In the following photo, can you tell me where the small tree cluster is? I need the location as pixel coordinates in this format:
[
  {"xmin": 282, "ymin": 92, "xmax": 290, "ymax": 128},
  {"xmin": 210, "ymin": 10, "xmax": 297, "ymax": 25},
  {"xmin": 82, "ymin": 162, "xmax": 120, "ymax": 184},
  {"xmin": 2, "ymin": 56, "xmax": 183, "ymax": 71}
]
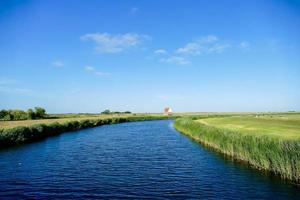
[
  {"xmin": 0, "ymin": 107, "xmax": 47, "ymax": 121},
  {"xmin": 100, "ymin": 109, "xmax": 131, "ymax": 114}
]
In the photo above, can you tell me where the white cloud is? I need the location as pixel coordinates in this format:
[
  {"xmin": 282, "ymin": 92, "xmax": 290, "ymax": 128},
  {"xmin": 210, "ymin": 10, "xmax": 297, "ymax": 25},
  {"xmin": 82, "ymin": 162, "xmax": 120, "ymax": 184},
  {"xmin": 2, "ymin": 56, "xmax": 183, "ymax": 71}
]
[
  {"xmin": 198, "ymin": 35, "xmax": 219, "ymax": 43},
  {"xmin": 208, "ymin": 43, "xmax": 231, "ymax": 53},
  {"xmin": 81, "ymin": 32, "xmax": 150, "ymax": 53},
  {"xmin": 84, "ymin": 66, "xmax": 110, "ymax": 76},
  {"xmin": 239, "ymin": 41, "xmax": 250, "ymax": 50},
  {"xmin": 176, "ymin": 35, "xmax": 230, "ymax": 55},
  {"xmin": 84, "ymin": 66, "xmax": 95, "ymax": 71},
  {"xmin": 176, "ymin": 42, "xmax": 201, "ymax": 55},
  {"xmin": 160, "ymin": 56, "xmax": 190, "ymax": 65},
  {"xmin": 154, "ymin": 49, "xmax": 167, "ymax": 54},
  {"xmin": 52, "ymin": 60, "xmax": 64, "ymax": 67}
]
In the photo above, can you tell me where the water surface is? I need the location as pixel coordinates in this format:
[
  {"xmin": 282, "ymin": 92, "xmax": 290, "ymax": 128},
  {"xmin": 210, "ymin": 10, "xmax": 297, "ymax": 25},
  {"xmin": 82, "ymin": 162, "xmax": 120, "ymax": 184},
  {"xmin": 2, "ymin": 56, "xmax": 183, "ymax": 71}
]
[{"xmin": 0, "ymin": 120, "xmax": 299, "ymax": 199}]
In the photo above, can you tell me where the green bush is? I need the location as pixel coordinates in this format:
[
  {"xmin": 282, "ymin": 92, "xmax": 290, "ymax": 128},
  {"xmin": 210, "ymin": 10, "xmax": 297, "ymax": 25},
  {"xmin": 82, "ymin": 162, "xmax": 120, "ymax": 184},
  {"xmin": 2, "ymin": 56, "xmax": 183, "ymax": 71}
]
[
  {"xmin": 0, "ymin": 107, "xmax": 47, "ymax": 121},
  {"xmin": 0, "ymin": 126, "xmax": 31, "ymax": 145}
]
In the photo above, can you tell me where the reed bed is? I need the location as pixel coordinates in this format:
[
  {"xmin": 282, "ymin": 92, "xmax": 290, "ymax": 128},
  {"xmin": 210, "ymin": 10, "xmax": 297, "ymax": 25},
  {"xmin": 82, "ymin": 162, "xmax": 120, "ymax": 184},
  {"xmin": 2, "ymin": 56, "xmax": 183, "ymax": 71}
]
[
  {"xmin": 173, "ymin": 116, "xmax": 300, "ymax": 183},
  {"xmin": 0, "ymin": 115, "xmax": 172, "ymax": 149}
]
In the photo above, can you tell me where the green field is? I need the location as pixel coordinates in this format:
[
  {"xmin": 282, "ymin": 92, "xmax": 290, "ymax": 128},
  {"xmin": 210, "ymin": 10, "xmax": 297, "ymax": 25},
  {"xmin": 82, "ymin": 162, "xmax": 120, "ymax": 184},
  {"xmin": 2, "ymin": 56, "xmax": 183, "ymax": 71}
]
[
  {"xmin": 174, "ymin": 113, "xmax": 300, "ymax": 183},
  {"xmin": 198, "ymin": 114, "xmax": 300, "ymax": 139}
]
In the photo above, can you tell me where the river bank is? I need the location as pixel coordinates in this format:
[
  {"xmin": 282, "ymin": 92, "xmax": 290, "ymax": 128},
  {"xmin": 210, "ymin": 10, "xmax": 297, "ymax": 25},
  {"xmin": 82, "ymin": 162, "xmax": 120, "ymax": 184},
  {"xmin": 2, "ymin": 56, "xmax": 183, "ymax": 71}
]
[
  {"xmin": 0, "ymin": 115, "xmax": 174, "ymax": 149},
  {"xmin": 173, "ymin": 115, "xmax": 300, "ymax": 183},
  {"xmin": 1, "ymin": 120, "xmax": 299, "ymax": 199}
]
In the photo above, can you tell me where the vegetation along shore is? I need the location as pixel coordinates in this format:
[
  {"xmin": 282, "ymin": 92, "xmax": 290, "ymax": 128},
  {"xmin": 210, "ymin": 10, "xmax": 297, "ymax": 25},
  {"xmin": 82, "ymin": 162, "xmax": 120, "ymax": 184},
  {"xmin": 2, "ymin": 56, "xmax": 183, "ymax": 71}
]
[
  {"xmin": 173, "ymin": 113, "xmax": 300, "ymax": 183},
  {"xmin": 1, "ymin": 110, "xmax": 299, "ymax": 183},
  {"xmin": 0, "ymin": 111, "xmax": 175, "ymax": 149}
]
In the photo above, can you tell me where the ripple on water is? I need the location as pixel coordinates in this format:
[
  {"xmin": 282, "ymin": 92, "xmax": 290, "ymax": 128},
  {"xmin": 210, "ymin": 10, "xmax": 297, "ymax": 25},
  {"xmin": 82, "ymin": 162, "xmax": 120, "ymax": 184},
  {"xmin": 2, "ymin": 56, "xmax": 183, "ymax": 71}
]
[{"xmin": 0, "ymin": 120, "xmax": 299, "ymax": 199}]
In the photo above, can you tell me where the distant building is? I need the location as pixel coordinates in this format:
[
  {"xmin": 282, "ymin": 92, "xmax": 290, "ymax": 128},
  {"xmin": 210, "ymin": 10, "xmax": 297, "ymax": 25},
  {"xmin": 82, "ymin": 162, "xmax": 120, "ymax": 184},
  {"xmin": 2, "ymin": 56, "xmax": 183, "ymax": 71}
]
[{"xmin": 164, "ymin": 107, "xmax": 172, "ymax": 115}]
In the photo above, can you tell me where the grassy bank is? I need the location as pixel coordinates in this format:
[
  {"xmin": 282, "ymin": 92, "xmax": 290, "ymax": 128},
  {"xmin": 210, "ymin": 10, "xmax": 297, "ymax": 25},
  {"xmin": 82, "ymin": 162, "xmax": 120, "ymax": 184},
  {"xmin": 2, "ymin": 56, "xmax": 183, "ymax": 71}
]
[
  {"xmin": 0, "ymin": 112, "xmax": 238, "ymax": 148},
  {"xmin": 173, "ymin": 114, "xmax": 300, "ymax": 183},
  {"xmin": 0, "ymin": 114, "xmax": 174, "ymax": 149}
]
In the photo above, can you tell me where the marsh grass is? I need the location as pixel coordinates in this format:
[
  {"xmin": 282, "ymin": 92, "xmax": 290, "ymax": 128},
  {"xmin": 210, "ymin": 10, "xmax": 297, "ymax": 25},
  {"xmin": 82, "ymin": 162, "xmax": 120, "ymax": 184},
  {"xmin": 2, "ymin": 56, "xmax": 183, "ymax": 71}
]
[
  {"xmin": 174, "ymin": 116, "xmax": 300, "ymax": 183},
  {"xmin": 0, "ymin": 115, "xmax": 173, "ymax": 149}
]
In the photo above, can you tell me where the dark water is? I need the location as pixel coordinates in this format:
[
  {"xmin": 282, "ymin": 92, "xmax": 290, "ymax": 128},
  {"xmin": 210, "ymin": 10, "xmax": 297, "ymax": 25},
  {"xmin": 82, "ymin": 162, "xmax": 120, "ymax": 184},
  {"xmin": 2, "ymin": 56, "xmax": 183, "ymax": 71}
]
[{"xmin": 0, "ymin": 120, "xmax": 299, "ymax": 199}]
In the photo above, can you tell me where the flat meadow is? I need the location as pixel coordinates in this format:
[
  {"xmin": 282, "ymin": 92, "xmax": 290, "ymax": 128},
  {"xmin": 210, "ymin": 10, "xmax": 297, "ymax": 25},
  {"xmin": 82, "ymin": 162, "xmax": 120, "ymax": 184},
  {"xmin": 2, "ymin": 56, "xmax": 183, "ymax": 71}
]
[
  {"xmin": 174, "ymin": 112, "xmax": 300, "ymax": 182},
  {"xmin": 197, "ymin": 113, "xmax": 300, "ymax": 139}
]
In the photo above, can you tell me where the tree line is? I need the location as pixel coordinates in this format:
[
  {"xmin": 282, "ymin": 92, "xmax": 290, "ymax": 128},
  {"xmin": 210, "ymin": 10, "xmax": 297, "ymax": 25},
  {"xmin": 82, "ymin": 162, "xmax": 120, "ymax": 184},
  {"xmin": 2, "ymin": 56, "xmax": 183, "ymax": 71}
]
[
  {"xmin": 101, "ymin": 109, "xmax": 131, "ymax": 114},
  {"xmin": 0, "ymin": 107, "xmax": 47, "ymax": 120}
]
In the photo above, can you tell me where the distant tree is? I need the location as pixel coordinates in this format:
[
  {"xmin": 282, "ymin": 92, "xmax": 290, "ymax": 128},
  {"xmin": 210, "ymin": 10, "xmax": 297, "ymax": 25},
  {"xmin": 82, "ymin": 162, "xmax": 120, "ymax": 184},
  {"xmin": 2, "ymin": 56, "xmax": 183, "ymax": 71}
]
[
  {"xmin": 101, "ymin": 109, "xmax": 111, "ymax": 114},
  {"xmin": 8, "ymin": 109, "xmax": 28, "ymax": 120},
  {"xmin": 0, "ymin": 109, "xmax": 8, "ymax": 119},
  {"xmin": 124, "ymin": 111, "xmax": 131, "ymax": 114},
  {"xmin": 0, "ymin": 109, "xmax": 11, "ymax": 120},
  {"xmin": 2, "ymin": 113, "xmax": 12, "ymax": 120},
  {"xmin": 27, "ymin": 109, "xmax": 35, "ymax": 119},
  {"xmin": 0, "ymin": 107, "xmax": 47, "ymax": 121},
  {"xmin": 34, "ymin": 107, "xmax": 46, "ymax": 118}
]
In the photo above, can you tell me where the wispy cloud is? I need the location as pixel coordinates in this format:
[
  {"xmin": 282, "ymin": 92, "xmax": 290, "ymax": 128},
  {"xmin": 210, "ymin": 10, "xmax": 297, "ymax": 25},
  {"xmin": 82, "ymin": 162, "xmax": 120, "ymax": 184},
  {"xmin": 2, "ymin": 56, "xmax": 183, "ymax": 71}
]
[
  {"xmin": 157, "ymin": 35, "xmax": 232, "ymax": 65},
  {"xmin": 0, "ymin": 86, "xmax": 34, "ymax": 95},
  {"xmin": 198, "ymin": 35, "xmax": 218, "ymax": 43},
  {"xmin": 160, "ymin": 56, "xmax": 190, "ymax": 65},
  {"xmin": 176, "ymin": 35, "xmax": 230, "ymax": 55},
  {"xmin": 52, "ymin": 60, "xmax": 64, "ymax": 67},
  {"xmin": 129, "ymin": 7, "xmax": 139, "ymax": 16},
  {"xmin": 208, "ymin": 43, "xmax": 231, "ymax": 53},
  {"xmin": 84, "ymin": 66, "xmax": 95, "ymax": 72},
  {"xmin": 0, "ymin": 78, "xmax": 34, "ymax": 96},
  {"xmin": 154, "ymin": 49, "xmax": 167, "ymax": 54},
  {"xmin": 176, "ymin": 42, "xmax": 201, "ymax": 55},
  {"xmin": 81, "ymin": 32, "xmax": 150, "ymax": 53},
  {"xmin": 239, "ymin": 41, "xmax": 250, "ymax": 50},
  {"xmin": 0, "ymin": 77, "xmax": 17, "ymax": 85},
  {"xmin": 84, "ymin": 66, "xmax": 110, "ymax": 76}
]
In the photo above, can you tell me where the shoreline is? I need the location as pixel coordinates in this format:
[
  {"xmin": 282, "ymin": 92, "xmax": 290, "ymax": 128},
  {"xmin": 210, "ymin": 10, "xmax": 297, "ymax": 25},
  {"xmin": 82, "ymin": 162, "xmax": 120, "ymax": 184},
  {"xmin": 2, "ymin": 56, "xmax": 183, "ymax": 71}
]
[
  {"xmin": 0, "ymin": 116, "xmax": 174, "ymax": 149},
  {"xmin": 173, "ymin": 117, "xmax": 300, "ymax": 183}
]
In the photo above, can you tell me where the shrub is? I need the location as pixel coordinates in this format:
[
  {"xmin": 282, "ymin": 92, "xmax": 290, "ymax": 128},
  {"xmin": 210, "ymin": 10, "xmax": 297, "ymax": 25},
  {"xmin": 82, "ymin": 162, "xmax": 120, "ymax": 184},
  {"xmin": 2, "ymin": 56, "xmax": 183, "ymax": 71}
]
[
  {"xmin": 101, "ymin": 109, "xmax": 111, "ymax": 114},
  {"xmin": 0, "ymin": 107, "xmax": 47, "ymax": 121},
  {"xmin": 34, "ymin": 107, "xmax": 46, "ymax": 118},
  {"xmin": 1, "ymin": 126, "xmax": 31, "ymax": 145},
  {"xmin": 27, "ymin": 109, "xmax": 35, "ymax": 119}
]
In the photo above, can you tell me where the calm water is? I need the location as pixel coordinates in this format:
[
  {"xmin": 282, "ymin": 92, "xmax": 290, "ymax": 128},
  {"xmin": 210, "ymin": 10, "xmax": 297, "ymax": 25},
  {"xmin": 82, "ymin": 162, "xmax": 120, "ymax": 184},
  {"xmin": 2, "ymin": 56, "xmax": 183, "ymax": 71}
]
[{"xmin": 0, "ymin": 120, "xmax": 299, "ymax": 199}]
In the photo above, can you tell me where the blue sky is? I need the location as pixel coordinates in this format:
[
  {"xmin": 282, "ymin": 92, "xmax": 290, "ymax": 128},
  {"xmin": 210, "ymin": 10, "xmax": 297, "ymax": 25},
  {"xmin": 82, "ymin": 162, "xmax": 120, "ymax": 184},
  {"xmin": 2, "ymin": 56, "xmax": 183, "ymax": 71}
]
[{"xmin": 0, "ymin": 0, "xmax": 299, "ymax": 113}]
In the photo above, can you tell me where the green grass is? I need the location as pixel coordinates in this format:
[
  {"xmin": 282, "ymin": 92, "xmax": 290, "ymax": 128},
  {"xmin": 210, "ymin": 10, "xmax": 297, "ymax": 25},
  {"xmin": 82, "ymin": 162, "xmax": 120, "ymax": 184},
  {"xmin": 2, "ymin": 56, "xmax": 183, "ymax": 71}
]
[
  {"xmin": 174, "ymin": 113, "xmax": 300, "ymax": 183},
  {"xmin": 0, "ymin": 112, "xmax": 238, "ymax": 148},
  {"xmin": 0, "ymin": 112, "xmax": 242, "ymax": 129},
  {"xmin": 198, "ymin": 114, "xmax": 300, "ymax": 139},
  {"xmin": 0, "ymin": 114, "xmax": 175, "ymax": 149},
  {"xmin": 2, "ymin": 111, "xmax": 299, "ymax": 182},
  {"xmin": 0, "ymin": 113, "xmax": 171, "ymax": 129}
]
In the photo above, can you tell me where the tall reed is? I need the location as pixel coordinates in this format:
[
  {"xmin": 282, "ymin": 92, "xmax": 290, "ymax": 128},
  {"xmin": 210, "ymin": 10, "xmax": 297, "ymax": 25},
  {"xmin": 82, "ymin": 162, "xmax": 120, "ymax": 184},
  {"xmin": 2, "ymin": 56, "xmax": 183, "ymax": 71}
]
[
  {"xmin": 173, "ymin": 117, "xmax": 300, "ymax": 183},
  {"xmin": 0, "ymin": 115, "xmax": 172, "ymax": 149}
]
